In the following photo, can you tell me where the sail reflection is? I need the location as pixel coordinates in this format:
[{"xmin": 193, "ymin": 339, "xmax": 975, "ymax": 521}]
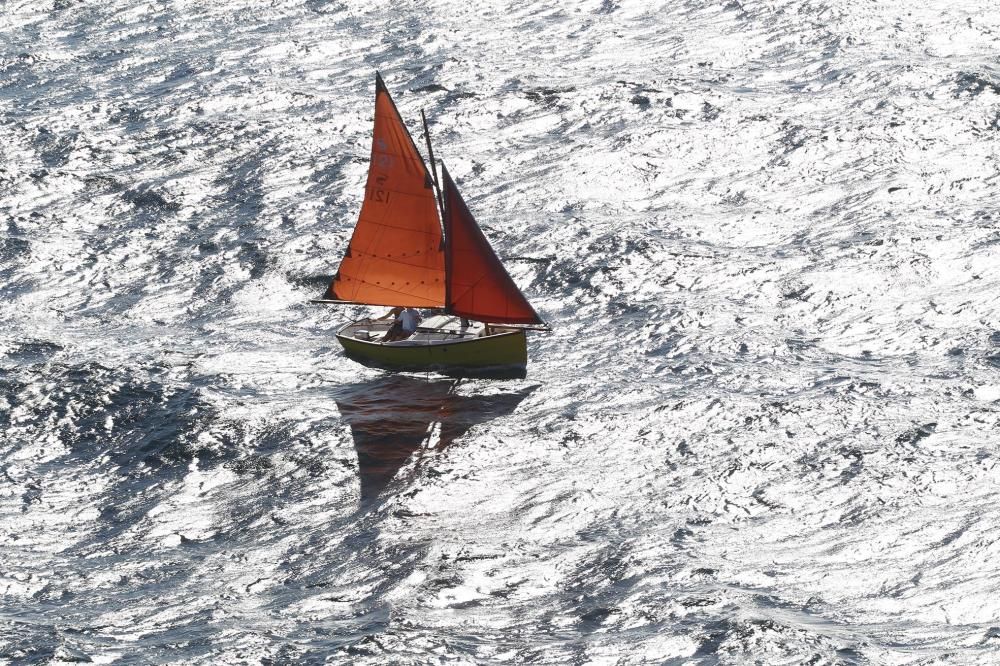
[{"xmin": 333, "ymin": 376, "xmax": 535, "ymax": 501}]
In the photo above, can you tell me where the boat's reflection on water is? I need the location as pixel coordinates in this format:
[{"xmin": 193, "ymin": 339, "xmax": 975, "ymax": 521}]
[{"xmin": 333, "ymin": 375, "xmax": 535, "ymax": 501}]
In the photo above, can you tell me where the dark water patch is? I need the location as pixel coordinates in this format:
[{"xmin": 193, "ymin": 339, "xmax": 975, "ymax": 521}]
[
  {"xmin": 279, "ymin": 533, "xmax": 426, "ymax": 633},
  {"xmin": 681, "ymin": 596, "xmax": 719, "ymax": 607},
  {"xmin": 213, "ymin": 135, "xmax": 280, "ymax": 228},
  {"xmin": 694, "ymin": 618, "xmax": 736, "ymax": 657},
  {"xmin": 54, "ymin": 0, "xmax": 87, "ymax": 10},
  {"xmin": 523, "ymin": 86, "xmax": 577, "ymax": 108},
  {"xmin": 81, "ymin": 382, "xmax": 203, "ymax": 468},
  {"xmin": 1, "ymin": 362, "xmax": 239, "ymax": 548},
  {"xmin": 0, "ymin": 235, "xmax": 32, "ymax": 266},
  {"xmin": 503, "ymin": 255, "xmax": 553, "ymax": 267},
  {"xmin": 782, "ymin": 285, "xmax": 811, "ymax": 302},
  {"xmin": 108, "ymin": 103, "xmax": 146, "ymax": 127},
  {"xmin": 0, "ymin": 622, "xmax": 58, "ymax": 663},
  {"xmin": 307, "ymin": 154, "xmax": 357, "ymax": 226},
  {"xmin": 646, "ymin": 328, "xmax": 687, "ymax": 357},
  {"xmin": 773, "ymin": 121, "xmax": 812, "ymax": 162},
  {"xmin": 531, "ymin": 255, "xmax": 600, "ymax": 298},
  {"xmin": 215, "ymin": 424, "xmax": 348, "ymax": 534},
  {"xmin": 696, "ymin": 616, "xmax": 846, "ymax": 661},
  {"xmin": 838, "ymin": 447, "xmax": 864, "ymax": 482},
  {"xmin": 226, "ymin": 453, "xmax": 274, "ymax": 477},
  {"xmin": 785, "ymin": 337, "xmax": 817, "ymax": 354},
  {"xmin": 290, "ymin": 273, "xmax": 335, "ymax": 292},
  {"xmin": 306, "ymin": 0, "xmax": 348, "ymax": 13},
  {"xmin": 411, "ymin": 83, "xmax": 447, "ymax": 94},
  {"xmin": 123, "ymin": 184, "xmax": 180, "ymax": 211},
  {"xmin": 83, "ymin": 47, "xmax": 132, "ymax": 68},
  {"xmin": 932, "ymin": 522, "xmax": 969, "ymax": 549},
  {"xmin": 164, "ymin": 62, "xmax": 198, "ymax": 84},
  {"xmin": 334, "ymin": 376, "xmax": 535, "ymax": 501},
  {"xmin": 617, "ymin": 80, "xmax": 663, "ymax": 95},
  {"xmin": 2, "ymin": 340, "xmax": 64, "ymax": 367},
  {"xmin": 34, "ymin": 126, "xmax": 80, "ymax": 167},
  {"xmin": 237, "ymin": 239, "xmax": 271, "ymax": 281},
  {"xmin": 0, "ymin": 364, "xmax": 262, "ymax": 660},
  {"xmin": 0, "ymin": 53, "xmax": 42, "ymax": 93},
  {"xmin": 895, "ymin": 422, "xmax": 936, "ymax": 446},
  {"xmin": 444, "ymin": 88, "xmax": 477, "ymax": 104},
  {"xmin": 630, "ymin": 94, "xmax": 650, "ymax": 110},
  {"xmin": 954, "ymin": 72, "xmax": 1000, "ymax": 98},
  {"xmin": 578, "ymin": 604, "xmax": 618, "ymax": 628}
]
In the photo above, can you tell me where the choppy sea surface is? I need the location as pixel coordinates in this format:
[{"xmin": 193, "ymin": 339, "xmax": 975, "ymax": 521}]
[{"xmin": 3, "ymin": 1, "xmax": 1000, "ymax": 663}]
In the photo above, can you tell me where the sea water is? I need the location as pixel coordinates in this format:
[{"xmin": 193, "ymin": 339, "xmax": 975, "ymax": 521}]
[{"xmin": 2, "ymin": 1, "xmax": 1000, "ymax": 662}]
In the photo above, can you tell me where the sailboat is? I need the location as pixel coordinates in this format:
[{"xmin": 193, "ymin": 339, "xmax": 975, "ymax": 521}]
[{"xmin": 312, "ymin": 73, "xmax": 548, "ymax": 377}]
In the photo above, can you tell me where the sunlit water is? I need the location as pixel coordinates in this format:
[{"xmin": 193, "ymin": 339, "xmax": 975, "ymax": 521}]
[{"xmin": 2, "ymin": 1, "xmax": 1000, "ymax": 662}]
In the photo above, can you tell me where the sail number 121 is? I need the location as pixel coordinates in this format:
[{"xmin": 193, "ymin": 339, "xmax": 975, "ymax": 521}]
[{"xmin": 368, "ymin": 175, "xmax": 390, "ymax": 204}]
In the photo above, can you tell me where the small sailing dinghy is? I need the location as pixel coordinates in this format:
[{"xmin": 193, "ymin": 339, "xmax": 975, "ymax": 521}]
[{"xmin": 312, "ymin": 73, "xmax": 548, "ymax": 377}]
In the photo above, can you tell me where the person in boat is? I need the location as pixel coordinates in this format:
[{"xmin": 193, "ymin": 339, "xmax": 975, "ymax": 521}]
[{"xmin": 379, "ymin": 306, "xmax": 422, "ymax": 342}]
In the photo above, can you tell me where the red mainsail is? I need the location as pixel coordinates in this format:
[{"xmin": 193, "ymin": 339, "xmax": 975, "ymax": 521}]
[
  {"xmin": 324, "ymin": 73, "xmax": 445, "ymax": 307},
  {"xmin": 441, "ymin": 164, "xmax": 542, "ymax": 325}
]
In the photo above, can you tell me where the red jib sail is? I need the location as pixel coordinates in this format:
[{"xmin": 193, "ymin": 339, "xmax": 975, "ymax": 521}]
[
  {"xmin": 441, "ymin": 164, "xmax": 542, "ymax": 325},
  {"xmin": 324, "ymin": 73, "xmax": 445, "ymax": 307}
]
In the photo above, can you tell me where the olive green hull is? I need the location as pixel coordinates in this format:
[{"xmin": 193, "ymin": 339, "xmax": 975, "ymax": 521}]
[{"xmin": 336, "ymin": 329, "xmax": 528, "ymax": 378}]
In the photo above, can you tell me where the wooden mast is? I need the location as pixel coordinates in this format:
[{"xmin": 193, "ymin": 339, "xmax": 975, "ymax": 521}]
[
  {"xmin": 420, "ymin": 109, "xmax": 447, "ymax": 238},
  {"xmin": 421, "ymin": 108, "xmax": 451, "ymax": 313}
]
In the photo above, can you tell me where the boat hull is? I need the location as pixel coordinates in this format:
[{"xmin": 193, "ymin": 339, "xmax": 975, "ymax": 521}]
[{"xmin": 335, "ymin": 319, "xmax": 528, "ymax": 378}]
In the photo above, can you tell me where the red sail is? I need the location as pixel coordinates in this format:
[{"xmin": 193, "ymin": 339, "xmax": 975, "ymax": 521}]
[
  {"xmin": 325, "ymin": 73, "xmax": 445, "ymax": 307},
  {"xmin": 442, "ymin": 164, "xmax": 542, "ymax": 325}
]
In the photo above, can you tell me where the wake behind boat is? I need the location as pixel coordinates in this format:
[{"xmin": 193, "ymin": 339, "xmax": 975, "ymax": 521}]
[{"xmin": 312, "ymin": 73, "xmax": 548, "ymax": 377}]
